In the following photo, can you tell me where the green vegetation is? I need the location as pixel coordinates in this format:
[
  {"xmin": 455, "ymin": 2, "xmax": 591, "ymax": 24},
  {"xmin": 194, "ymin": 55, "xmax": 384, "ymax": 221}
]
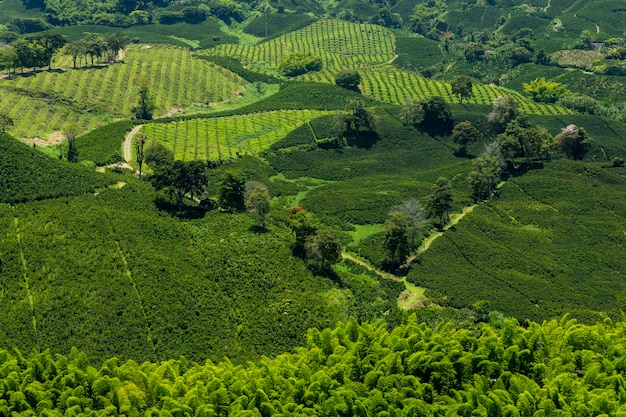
[
  {"xmin": 0, "ymin": 134, "xmax": 114, "ymax": 203},
  {"xmin": 4, "ymin": 316, "xmax": 626, "ymax": 417},
  {"xmin": 140, "ymin": 110, "xmax": 337, "ymax": 162},
  {"xmin": 407, "ymin": 160, "xmax": 626, "ymax": 322},
  {"xmin": 0, "ymin": 44, "xmax": 248, "ymax": 139},
  {"xmin": 2, "ymin": 0, "xmax": 626, "ymax": 398}
]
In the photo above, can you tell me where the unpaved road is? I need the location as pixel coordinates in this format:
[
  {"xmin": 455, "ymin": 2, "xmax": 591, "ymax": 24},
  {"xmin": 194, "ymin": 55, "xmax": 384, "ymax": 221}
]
[{"xmin": 123, "ymin": 124, "xmax": 144, "ymax": 162}]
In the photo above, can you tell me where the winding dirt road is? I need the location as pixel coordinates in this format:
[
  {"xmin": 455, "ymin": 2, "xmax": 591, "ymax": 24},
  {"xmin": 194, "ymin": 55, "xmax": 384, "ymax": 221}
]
[{"xmin": 123, "ymin": 124, "xmax": 144, "ymax": 162}]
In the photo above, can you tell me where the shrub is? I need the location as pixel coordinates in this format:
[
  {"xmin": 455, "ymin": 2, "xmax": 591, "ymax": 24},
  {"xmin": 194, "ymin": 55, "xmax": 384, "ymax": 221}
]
[{"xmin": 279, "ymin": 53, "xmax": 323, "ymax": 77}]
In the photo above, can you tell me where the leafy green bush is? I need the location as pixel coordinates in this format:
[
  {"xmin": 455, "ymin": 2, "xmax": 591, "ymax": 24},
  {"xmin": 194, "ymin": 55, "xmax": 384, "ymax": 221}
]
[{"xmin": 279, "ymin": 52, "xmax": 323, "ymax": 76}]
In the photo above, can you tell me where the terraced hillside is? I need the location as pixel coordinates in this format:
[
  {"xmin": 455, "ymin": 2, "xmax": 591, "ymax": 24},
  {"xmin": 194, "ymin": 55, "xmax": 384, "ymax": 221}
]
[
  {"xmin": 0, "ymin": 45, "xmax": 249, "ymax": 140},
  {"xmin": 207, "ymin": 19, "xmax": 395, "ymax": 77},
  {"xmin": 206, "ymin": 19, "xmax": 570, "ymax": 115},
  {"xmin": 140, "ymin": 110, "xmax": 338, "ymax": 162}
]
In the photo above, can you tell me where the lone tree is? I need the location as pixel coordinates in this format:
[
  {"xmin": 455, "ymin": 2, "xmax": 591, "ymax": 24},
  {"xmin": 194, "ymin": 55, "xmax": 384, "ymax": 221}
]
[
  {"xmin": 219, "ymin": 173, "xmax": 246, "ymax": 212},
  {"xmin": 426, "ymin": 177, "xmax": 453, "ymax": 227},
  {"xmin": 401, "ymin": 98, "xmax": 423, "ymax": 127},
  {"xmin": 304, "ymin": 229, "xmax": 342, "ymax": 272},
  {"xmin": 335, "ymin": 70, "xmax": 361, "ymax": 92},
  {"xmin": 383, "ymin": 212, "xmax": 413, "ymax": 270},
  {"xmin": 134, "ymin": 133, "xmax": 147, "ymax": 179},
  {"xmin": 451, "ymin": 75, "xmax": 473, "ymax": 103},
  {"xmin": 64, "ymin": 124, "xmax": 81, "ymax": 163},
  {"xmin": 288, "ymin": 207, "xmax": 319, "ymax": 258},
  {"xmin": 488, "ymin": 96, "xmax": 518, "ymax": 133},
  {"xmin": 468, "ymin": 142, "xmax": 505, "ymax": 201},
  {"xmin": 245, "ymin": 181, "xmax": 271, "ymax": 229},
  {"xmin": 553, "ymin": 124, "xmax": 591, "ymax": 160},
  {"xmin": 420, "ymin": 96, "xmax": 453, "ymax": 135},
  {"xmin": 452, "ymin": 120, "xmax": 480, "ymax": 156},
  {"xmin": 388, "ymin": 197, "xmax": 425, "ymax": 249},
  {"xmin": 131, "ymin": 78, "xmax": 156, "ymax": 120},
  {"xmin": 340, "ymin": 98, "xmax": 378, "ymax": 134}
]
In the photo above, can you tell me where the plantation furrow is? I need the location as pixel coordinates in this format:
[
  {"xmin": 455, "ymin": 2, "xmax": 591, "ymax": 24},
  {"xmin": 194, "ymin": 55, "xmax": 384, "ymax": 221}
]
[
  {"xmin": 12, "ymin": 214, "xmax": 40, "ymax": 350},
  {"xmin": 113, "ymin": 239, "xmax": 155, "ymax": 351}
]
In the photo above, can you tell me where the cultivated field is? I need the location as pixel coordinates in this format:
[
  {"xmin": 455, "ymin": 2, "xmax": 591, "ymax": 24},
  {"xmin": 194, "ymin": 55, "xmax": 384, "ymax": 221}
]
[
  {"xmin": 141, "ymin": 109, "xmax": 337, "ymax": 161},
  {"xmin": 0, "ymin": 44, "xmax": 249, "ymax": 139}
]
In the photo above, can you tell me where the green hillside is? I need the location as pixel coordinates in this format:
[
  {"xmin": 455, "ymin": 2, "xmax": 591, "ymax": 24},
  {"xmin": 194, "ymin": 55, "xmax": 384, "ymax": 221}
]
[
  {"xmin": 407, "ymin": 160, "xmax": 626, "ymax": 322},
  {"xmin": 0, "ymin": 134, "xmax": 115, "ymax": 203},
  {"xmin": 0, "ymin": 44, "xmax": 249, "ymax": 140},
  {"xmin": 2, "ymin": 1, "xmax": 626, "ymax": 410}
]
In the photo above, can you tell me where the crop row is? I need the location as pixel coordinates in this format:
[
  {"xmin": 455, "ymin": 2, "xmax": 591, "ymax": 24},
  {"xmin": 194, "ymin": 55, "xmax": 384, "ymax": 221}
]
[
  {"xmin": 407, "ymin": 160, "xmax": 626, "ymax": 322},
  {"xmin": 0, "ymin": 45, "xmax": 248, "ymax": 139},
  {"xmin": 207, "ymin": 19, "xmax": 395, "ymax": 76},
  {"xmin": 141, "ymin": 110, "xmax": 336, "ymax": 161},
  {"xmin": 360, "ymin": 68, "xmax": 573, "ymax": 115}
]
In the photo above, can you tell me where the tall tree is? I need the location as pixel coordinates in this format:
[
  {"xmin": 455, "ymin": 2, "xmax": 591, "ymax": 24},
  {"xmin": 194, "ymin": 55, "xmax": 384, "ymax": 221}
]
[
  {"xmin": 422, "ymin": 96, "xmax": 452, "ymax": 126},
  {"xmin": 288, "ymin": 207, "xmax": 319, "ymax": 258},
  {"xmin": 305, "ymin": 229, "xmax": 342, "ymax": 272},
  {"xmin": 218, "ymin": 173, "xmax": 246, "ymax": 212},
  {"xmin": 468, "ymin": 154, "xmax": 503, "ymax": 201},
  {"xmin": 450, "ymin": 75, "xmax": 473, "ymax": 103},
  {"xmin": 63, "ymin": 40, "xmax": 86, "ymax": 69},
  {"xmin": 0, "ymin": 46, "xmax": 17, "ymax": 74},
  {"xmin": 134, "ymin": 133, "xmax": 147, "ymax": 179},
  {"xmin": 389, "ymin": 197, "xmax": 424, "ymax": 249},
  {"xmin": 452, "ymin": 120, "xmax": 480, "ymax": 156},
  {"xmin": 401, "ymin": 98, "xmax": 423, "ymax": 127},
  {"xmin": 383, "ymin": 212, "xmax": 412, "ymax": 270},
  {"xmin": 245, "ymin": 181, "xmax": 271, "ymax": 228},
  {"xmin": 34, "ymin": 33, "xmax": 66, "ymax": 70},
  {"xmin": 553, "ymin": 124, "xmax": 591, "ymax": 160},
  {"xmin": 488, "ymin": 96, "xmax": 518, "ymax": 133},
  {"xmin": 340, "ymin": 98, "xmax": 378, "ymax": 134},
  {"xmin": 151, "ymin": 160, "xmax": 208, "ymax": 211},
  {"xmin": 426, "ymin": 177, "xmax": 453, "ymax": 227},
  {"xmin": 131, "ymin": 78, "xmax": 156, "ymax": 120},
  {"xmin": 65, "ymin": 124, "xmax": 81, "ymax": 162}
]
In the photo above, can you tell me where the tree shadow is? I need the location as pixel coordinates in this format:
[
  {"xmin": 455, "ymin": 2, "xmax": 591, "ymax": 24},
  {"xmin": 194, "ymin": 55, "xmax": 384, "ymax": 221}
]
[
  {"xmin": 508, "ymin": 161, "xmax": 545, "ymax": 178},
  {"xmin": 420, "ymin": 120, "xmax": 453, "ymax": 137},
  {"xmin": 453, "ymin": 149, "xmax": 475, "ymax": 159},
  {"xmin": 154, "ymin": 196, "xmax": 206, "ymax": 219},
  {"xmin": 248, "ymin": 224, "xmax": 269, "ymax": 234},
  {"xmin": 346, "ymin": 130, "xmax": 380, "ymax": 149}
]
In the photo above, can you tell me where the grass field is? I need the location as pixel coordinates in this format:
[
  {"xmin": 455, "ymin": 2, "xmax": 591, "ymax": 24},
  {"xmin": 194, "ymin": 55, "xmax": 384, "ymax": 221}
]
[
  {"xmin": 140, "ymin": 109, "xmax": 337, "ymax": 162},
  {"xmin": 0, "ymin": 44, "xmax": 249, "ymax": 140}
]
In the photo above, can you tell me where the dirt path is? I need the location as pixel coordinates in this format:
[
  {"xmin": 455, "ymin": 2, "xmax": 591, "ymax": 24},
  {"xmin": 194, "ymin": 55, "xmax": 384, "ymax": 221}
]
[
  {"xmin": 341, "ymin": 204, "xmax": 478, "ymax": 310},
  {"xmin": 124, "ymin": 124, "xmax": 144, "ymax": 162},
  {"xmin": 410, "ymin": 205, "xmax": 476, "ymax": 261}
]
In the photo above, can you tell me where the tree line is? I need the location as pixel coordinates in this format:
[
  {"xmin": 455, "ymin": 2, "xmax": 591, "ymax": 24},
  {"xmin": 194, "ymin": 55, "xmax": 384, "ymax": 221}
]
[{"xmin": 0, "ymin": 32, "xmax": 128, "ymax": 74}]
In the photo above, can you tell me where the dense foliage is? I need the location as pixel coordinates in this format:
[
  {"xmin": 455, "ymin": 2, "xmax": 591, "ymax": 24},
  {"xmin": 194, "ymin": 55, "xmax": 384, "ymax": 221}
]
[
  {"xmin": 0, "ymin": 134, "xmax": 114, "ymax": 203},
  {"xmin": 3, "ymin": 316, "xmax": 626, "ymax": 417}
]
